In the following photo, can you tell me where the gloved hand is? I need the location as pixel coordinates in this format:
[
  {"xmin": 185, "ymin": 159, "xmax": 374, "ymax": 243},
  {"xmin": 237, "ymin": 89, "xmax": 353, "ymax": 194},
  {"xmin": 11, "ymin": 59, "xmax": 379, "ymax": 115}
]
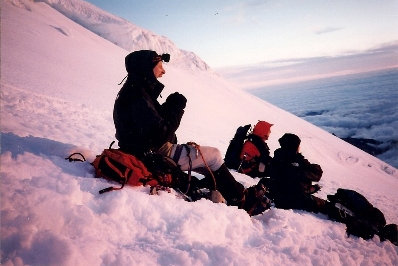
[{"xmin": 165, "ymin": 92, "xmax": 187, "ymax": 110}]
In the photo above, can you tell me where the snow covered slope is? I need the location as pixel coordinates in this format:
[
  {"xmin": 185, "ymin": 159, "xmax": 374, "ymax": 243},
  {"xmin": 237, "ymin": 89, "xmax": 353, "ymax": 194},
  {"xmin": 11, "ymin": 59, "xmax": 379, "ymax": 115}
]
[
  {"xmin": 1, "ymin": 0, "xmax": 397, "ymax": 265},
  {"xmin": 34, "ymin": 0, "xmax": 210, "ymax": 71}
]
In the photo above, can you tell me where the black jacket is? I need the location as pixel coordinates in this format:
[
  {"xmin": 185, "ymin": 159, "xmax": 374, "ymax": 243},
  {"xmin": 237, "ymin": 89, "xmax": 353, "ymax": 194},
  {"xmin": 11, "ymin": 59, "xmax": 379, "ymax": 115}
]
[
  {"xmin": 270, "ymin": 148, "xmax": 323, "ymax": 196},
  {"xmin": 113, "ymin": 51, "xmax": 185, "ymax": 156}
]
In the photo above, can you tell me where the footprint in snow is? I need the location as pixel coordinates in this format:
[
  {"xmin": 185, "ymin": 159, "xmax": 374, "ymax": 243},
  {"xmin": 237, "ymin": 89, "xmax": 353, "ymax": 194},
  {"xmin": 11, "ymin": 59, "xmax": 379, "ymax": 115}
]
[
  {"xmin": 381, "ymin": 165, "xmax": 396, "ymax": 176},
  {"xmin": 337, "ymin": 152, "xmax": 359, "ymax": 164}
]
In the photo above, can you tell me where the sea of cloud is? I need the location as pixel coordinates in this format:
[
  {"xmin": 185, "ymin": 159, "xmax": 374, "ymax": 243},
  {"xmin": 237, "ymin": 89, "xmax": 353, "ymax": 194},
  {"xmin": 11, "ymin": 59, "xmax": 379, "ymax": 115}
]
[{"xmin": 249, "ymin": 69, "xmax": 398, "ymax": 168}]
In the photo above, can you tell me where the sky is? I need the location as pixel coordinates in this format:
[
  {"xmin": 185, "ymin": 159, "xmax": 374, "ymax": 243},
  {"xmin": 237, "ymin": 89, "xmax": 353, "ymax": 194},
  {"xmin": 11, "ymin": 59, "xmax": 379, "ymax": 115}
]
[
  {"xmin": 84, "ymin": 0, "xmax": 398, "ymax": 68},
  {"xmin": 1, "ymin": 1, "xmax": 398, "ymax": 264}
]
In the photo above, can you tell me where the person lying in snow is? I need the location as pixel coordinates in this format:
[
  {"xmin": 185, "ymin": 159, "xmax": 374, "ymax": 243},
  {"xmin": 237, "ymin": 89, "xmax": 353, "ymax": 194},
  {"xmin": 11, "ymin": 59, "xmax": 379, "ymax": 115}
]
[
  {"xmin": 113, "ymin": 50, "xmax": 270, "ymax": 215},
  {"xmin": 260, "ymin": 133, "xmax": 325, "ymax": 213},
  {"xmin": 239, "ymin": 120, "xmax": 273, "ymax": 177}
]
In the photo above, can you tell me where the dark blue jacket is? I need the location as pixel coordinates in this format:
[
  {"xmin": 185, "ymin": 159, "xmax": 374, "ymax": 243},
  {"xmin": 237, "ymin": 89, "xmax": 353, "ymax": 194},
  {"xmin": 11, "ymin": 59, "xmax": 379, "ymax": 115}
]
[{"xmin": 113, "ymin": 51, "xmax": 185, "ymax": 156}]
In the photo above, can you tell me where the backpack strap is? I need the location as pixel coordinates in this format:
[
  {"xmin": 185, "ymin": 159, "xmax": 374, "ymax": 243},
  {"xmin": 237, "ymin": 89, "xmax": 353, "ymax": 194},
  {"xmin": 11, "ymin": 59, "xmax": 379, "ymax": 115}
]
[
  {"xmin": 65, "ymin": 152, "xmax": 86, "ymax": 162},
  {"xmin": 247, "ymin": 134, "xmax": 270, "ymax": 162},
  {"xmin": 98, "ymin": 180, "xmax": 128, "ymax": 194},
  {"xmin": 109, "ymin": 140, "xmax": 116, "ymax": 149}
]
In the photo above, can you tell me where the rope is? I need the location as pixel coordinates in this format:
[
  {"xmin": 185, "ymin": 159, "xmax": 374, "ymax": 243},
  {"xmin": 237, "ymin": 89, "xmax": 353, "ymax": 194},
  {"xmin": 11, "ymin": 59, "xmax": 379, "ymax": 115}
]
[{"xmin": 186, "ymin": 142, "xmax": 217, "ymax": 191}]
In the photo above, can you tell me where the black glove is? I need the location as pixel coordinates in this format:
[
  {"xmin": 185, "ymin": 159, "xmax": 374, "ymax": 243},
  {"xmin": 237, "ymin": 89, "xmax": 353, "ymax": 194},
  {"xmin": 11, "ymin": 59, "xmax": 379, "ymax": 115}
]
[{"xmin": 165, "ymin": 92, "xmax": 187, "ymax": 110}]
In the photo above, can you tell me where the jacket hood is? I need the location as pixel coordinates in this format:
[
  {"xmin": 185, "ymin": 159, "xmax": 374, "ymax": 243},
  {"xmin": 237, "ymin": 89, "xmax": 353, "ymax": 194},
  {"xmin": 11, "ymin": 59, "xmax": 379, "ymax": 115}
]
[
  {"xmin": 123, "ymin": 50, "xmax": 165, "ymax": 99},
  {"xmin": 278, "ymin": 133, "xmax": 301, "ymax": 153},
  {"xmin": 253, "ymin": 120, "xmax": 273, "ymax": 137},
  {"xmin": 125, "ymin": 50, "xmax": 159, "ymax": 79}
]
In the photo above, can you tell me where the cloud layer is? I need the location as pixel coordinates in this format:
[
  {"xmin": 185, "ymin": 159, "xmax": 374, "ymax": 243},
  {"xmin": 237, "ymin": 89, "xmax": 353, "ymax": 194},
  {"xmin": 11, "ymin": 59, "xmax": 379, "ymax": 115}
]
[
  {"xmin": 250, "ymin": 68, "xmax": 398, "ymax": 167},
  {"xmin": 314, "ymin": 27, "xmax": 344, "ymax": 35},
  {"xmin": 219, "ymin": 42, "xmax": 398, "ymax": 89}
]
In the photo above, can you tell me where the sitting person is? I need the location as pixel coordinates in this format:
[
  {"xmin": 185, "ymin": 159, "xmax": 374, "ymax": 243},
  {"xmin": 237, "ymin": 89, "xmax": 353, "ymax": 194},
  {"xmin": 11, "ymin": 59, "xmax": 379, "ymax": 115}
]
[
  {"xmin": 113, "ymin": 50, "xmax": 269, "ymax": 215},
  {"xmin": 239, "ymin": 121, "xmax": 273, "ymax": 177},
  {"xmin": 265, "ymin": 133, "xmax": 324, "ymax": 212}
]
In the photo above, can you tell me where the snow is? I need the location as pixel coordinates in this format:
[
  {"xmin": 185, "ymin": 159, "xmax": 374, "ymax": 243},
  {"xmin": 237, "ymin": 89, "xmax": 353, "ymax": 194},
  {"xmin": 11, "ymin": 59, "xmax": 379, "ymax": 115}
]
[
  {"xmin": 1, "ymin": 0, "xmax": 397, "ymax": 265},
  {"xmin": 34, "ymin": 0, "xmax": 210, "ymax": 71}
]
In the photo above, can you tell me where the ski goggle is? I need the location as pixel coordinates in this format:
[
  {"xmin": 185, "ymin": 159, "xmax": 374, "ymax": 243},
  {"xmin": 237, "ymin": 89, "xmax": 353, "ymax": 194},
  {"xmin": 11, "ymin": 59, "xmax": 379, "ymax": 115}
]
[
  {"xmin": 161, "ymin": 53, "xmax": 170, "ymax": 62},
  {"xmin": 153, "ymin": 53, "xmax": 170, "ymax": 63}
]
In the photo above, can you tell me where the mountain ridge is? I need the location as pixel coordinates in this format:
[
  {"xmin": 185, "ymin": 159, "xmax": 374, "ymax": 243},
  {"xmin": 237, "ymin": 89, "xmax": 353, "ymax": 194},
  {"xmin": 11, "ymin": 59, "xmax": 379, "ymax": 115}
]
[{"xmin": 35, "ymin": 0, "xmax": 210, "ymax": 71}]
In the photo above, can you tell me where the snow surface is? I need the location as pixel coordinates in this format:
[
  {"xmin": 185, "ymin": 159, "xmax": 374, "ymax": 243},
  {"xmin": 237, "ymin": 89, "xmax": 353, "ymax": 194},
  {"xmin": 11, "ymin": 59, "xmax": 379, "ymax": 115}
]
[
  {"xmin": 1, "ymin": 0, "xmax": 397, "ymax": 265},
  {"xmin": 33, "ymin": 0, "xmax": 210, "ymax": 71}
]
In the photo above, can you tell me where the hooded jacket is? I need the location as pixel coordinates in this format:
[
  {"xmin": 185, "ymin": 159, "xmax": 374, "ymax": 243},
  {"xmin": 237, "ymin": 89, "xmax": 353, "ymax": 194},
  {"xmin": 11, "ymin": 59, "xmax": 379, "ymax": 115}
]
[
  {"xmin": 113, "ymin": 50, "xmax": 185, "ymax": 156},
  {"xmin": 270, "ymin": 147, "xmax": 323, "ymax": 196}
]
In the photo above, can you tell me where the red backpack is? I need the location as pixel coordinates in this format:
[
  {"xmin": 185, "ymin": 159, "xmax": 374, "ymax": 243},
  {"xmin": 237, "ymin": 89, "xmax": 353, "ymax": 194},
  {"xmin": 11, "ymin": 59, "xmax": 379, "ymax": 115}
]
[
  {"xmin": 91, "ymin": 148, "xmax": 172, "ymax": 194},
  {"xmin": 66, "ymin": 143, "xmax": 191, "ymax": 195}
]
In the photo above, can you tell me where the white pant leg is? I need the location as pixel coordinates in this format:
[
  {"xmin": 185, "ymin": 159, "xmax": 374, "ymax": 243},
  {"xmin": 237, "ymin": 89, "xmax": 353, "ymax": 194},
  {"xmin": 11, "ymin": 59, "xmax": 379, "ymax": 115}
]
[{"xmin": 170, "ymin": 144, "xmax": 224, "ymax": 172}]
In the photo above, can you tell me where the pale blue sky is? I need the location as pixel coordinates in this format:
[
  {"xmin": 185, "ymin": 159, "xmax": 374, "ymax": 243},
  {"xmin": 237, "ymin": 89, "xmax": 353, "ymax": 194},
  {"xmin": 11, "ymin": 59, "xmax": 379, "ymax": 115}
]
[{"xmin": 85, "ymin": 0, "xmax": 398, "ymax": 68}]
